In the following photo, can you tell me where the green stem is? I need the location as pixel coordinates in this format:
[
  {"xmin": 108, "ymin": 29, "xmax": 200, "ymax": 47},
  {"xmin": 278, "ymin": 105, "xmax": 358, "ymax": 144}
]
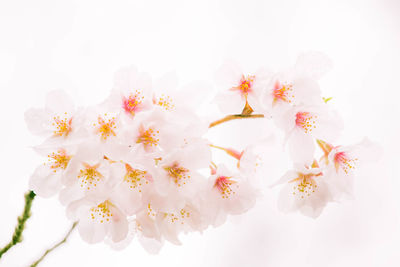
[
  {"xmin": 30, "ymin": 222, "xmax": 78, "ymax": 267},
  {"xmin": 0, "ymin": 190, "xmax": 36, "ymax": 259}
]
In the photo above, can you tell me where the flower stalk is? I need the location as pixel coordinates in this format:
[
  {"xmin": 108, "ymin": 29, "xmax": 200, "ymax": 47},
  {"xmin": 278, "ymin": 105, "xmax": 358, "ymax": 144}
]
[
  {"xmin": 0, "ymin": 190, "xmax": 36, "ymax": 259},
  {"xmin": 30, "ymin": 222, "xmax": 78, "ymax": 267},
  {"xmin": 209, "ymin": 114, "xmax": 264, "ymax": 128},
  {"xmin": 209, "ymin": 99, "xmax": 264, "ymax": 128}
]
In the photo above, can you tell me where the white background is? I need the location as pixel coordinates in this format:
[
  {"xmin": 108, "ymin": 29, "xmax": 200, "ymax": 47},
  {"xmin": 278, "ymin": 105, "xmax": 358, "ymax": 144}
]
[{"xmin": 0, "ymin": 0, "xmax": 400, "ymax": 266}]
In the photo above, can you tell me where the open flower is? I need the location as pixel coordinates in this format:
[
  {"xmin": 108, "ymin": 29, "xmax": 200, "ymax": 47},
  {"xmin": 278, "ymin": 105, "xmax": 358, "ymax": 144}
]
[
  {"xmin": 214, "ymin": 60, "xmax": 272, "ymax": 114},
  {"xmin": 59, "ymin": 142, "xmax": 126, "ymax": 205},
  {"xmin": 273, "ymin": 162, "xmax": 332, "ymax": 218},
  {"xmin": 110, "ymin": 161, "xmax": 154, "ymax": 216},
  {"xmin": 104, "ymin": 66, "xmax": 153, "ymax": 118},
  {"xmin": 67, "ymin": 197, "xmax": 128, "ymax": 244},
  {"xmin": 120, "ymin": 108, "xmax": 180, "ymax": 154},
  {"xmin": 24, "ymin": 90, "xmax": 86, "ymax": 147},
  {"xmin": 274, "ymin": 104, "xmax": 343, "ymax": 164},
  {"xmin": 151, "ymin": 139, "xmax": 211, "ymax": 212},
  {"xmin": 82, "ymin": 106, "xmax": 122, "ymax": 144},
  {"xmin": 261, "ymin": 52, "xmax": 332, "ymax": 117},
  {"xmin": 29, "ymin": 146, "xmax": 75, "ymax": 197},
  {"xmin": 155, "ymin": 202, "xmax": 206, "ymax": 245},
  {"xmin": 317, "ymin": 138, "xmax": 382, "ymax": 199},
  {"xmin": 204, "ymin": 164, "xmax": 258, "ymax": 226}
]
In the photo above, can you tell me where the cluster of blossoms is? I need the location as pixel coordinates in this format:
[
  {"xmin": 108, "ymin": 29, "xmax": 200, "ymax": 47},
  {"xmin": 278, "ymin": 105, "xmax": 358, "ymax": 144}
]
[
  {"xmin": 26, "ymin": 52, "xmax": 379, "ymax": 252},
  {"xmin": 214, "ymin": 52, "xmax": 380, "ymax": 217}
]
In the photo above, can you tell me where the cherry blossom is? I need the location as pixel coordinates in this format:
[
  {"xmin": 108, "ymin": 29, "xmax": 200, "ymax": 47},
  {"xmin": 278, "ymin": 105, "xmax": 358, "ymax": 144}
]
[
  {"xmin": 24, "ymin": 90, "xmax": 87, "ymax": 147},
  {"xmin": 59, "ymin": 142, "xmax": 125, "ymax": 205},
  {"xmin": 274, "ymin": 162, "xmax": 333, "ymax": 218},
  {"xmin": 317, "ymin": 138, "xmax": 382, "ymax": 199},
  {"xmin": 214, "ymin": 60, "xmax": 272, "ymax": 114},
  {"xmin": 261, "ymin": 52, "xmax": 332, "ymax": 117},
  {"xmin": 274, "ymin": 103, "xmax": 343, "ymax": 164},
  {"xmin": 23, "ymin": 53, "xmax": 379, "ymax": 253},
  {"xmin": 67, "ymin": 196, "xmax": 128, "ymax": 244},
  {"xmin": 104, "ymin": 66, "xmax": 153, "ymax": 119},
  {"xmin": 29, "ymin": 146, "xmax": 75, "ymax": 198},
  {"xmin": 204, "ymin": 164, "xmax": 258, "ymax": 226}
]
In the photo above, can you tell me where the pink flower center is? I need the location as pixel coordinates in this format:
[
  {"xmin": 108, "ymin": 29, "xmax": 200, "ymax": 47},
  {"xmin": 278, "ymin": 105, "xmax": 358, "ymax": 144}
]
[
  {"xmin": 165, "ymin": 209, "xmax": 191, "ymax": 224},
  {"xmin": 272, "ymin": 81, "xmax": 294, "ymax": 104},
  {"xmin": 290, "ymin": 173, "xmax": 319, "ymax": 198},
  {"xmin": 154, "ymin": 94, "xmax": 175, "ymax": 111},
  {"xmin": 52, "ymin": 114, "xmax": 72, "ymax": 137},
  {"xmin": 334, "ymin": 151, "xmax": 357, "ymax": 174},
  {"xmin": 95, "ymin": 115, "xmax": 117, "ymax": 141},
  {"xmin": 78, "ymin": 162, "xmax": 103, "ymax": 190},
  {"xmin": 123, "ymin": 164, "xmax": 149, "ymax": 192},
  {"xmin": 90, "ymin": 200, "xmax": 114, "ymax": 223},
  {"xmin": 231, "ymin": 75, "xmax": 255, "ymax": 96},
  {"xmin": 163, "ymin": 162, "xmax": 190, "ymax": 187},
  {"xmin": 136, "ymin": 125, "xmax": 159, "ymax": 150},
  {"xmin": 214, "ymin": 176, "xmax": 236, "ymax": 199},
  {"xmin": 293, "ymin": 177, "xmax": 317, "ymax": 198},
  {"xmin": 122, "ymin": 91, "xmax": 144, "ymax": 115},
  {"xmin": 47, "ymin": 149, "xmax": 71, "ymax": 172},
  {"xmin": 295, "ymin": 111, "xmax": 317, "ymax": 133}
]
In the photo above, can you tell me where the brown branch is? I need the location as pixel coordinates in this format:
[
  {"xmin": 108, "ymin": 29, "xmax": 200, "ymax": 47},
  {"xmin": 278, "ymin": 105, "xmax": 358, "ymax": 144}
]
[{"xmin": 209, "ymin": 114, "xmax": 264, "ymax": 128}]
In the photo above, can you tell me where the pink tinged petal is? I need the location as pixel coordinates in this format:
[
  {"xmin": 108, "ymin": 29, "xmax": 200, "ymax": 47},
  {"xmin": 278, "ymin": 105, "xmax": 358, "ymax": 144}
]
[
  {"xmin": 288, "ymin": 130, "xmax": 315, "ymax": 165},
  {"xmin": 273, "ymin": 107, "xmax": 297, "ymax": 133},
  {"xmin": 214, "ymin": 90, "xmax": 245, "ymax": 114},
  {"xmin": 156, "ymin": 215, "xmax": 182, "ymax": 246},
  {"xmin": 136, "ymin": 212, "xmax": 160, "ymax": 239},
  {"xmin": 112, "ymin": 183, "xmax": 143, "ymax": 215},
  {"xmin": 291, "ymin": 77, "xmax": 322, "ymax": 105},
  {"xmin": 277, "ymin": 183, "xmax": 297, "ymax": 213},
  {"xmin": 66, "ymin": 198, "xmax": 92, "ymax": 221},
  {"xmin": 226, "ymin": 183, "xmax": 257, "ymax": 215},
  {"xmin": 113, "ymin": 66, "xmax": 139, "ymax": 91},
  {"xmin": 59, "ymin": 184, "xmax": 84, "ymax": 206},
  {"xmin": 45, "ymin": 90, "xmax": 75, "ymax": 114},
  {"xmin": 109, "ymin": 208, "xmax": 129, "ymax": 243},
  {"xmin": 312, "ymin": 110, "xmax": 343, "ymax": 142},
  {"xmin": 29, "ymin": 165, "xmax": 62, "ymax": 198},
  {"xmin": 246, "ymin": 93, "xmax": 263, "ymax": 113},
  {"xmin": 214, "ymin": 60, "xmax": 243, "ymax": 88},
  {"xmin": 299, "ymin": 204, "xmax": 324, "ymax": 218},
  {"xmin": 78, "ymin": 215, "xmax": 108, "ymax": 244},
  {"xmin": 138, "ymin": 236, "xmax": 163, "ymax": 254},
  {"xmin": 270, "ymin": 170, "xmax": 298, "ymax": 187},
  {"xmin": 300, "ymin": 182, "xmax": 332, "ymax": 218},
  {"xmin": 350, "ymin": 137, "xmax": 383, "ymax": 163},
  {"xmin": 24, "ymin": 108, "xmax": 53, "ymax": 135},
  {"xmin": 179, "ymin": 140, "xmax": 212, "ymax": 170}
]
